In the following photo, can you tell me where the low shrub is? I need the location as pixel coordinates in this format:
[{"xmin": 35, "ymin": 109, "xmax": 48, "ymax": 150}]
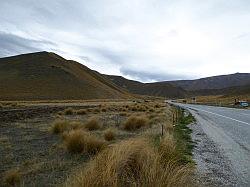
[{"xmin": 64, "ymin": 130, "xmax": 105, "ymax": 154}]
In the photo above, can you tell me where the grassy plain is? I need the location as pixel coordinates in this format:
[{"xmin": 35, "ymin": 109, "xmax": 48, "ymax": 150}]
[{"xmin": 0, "ymin": 99, "xmax": 195, "ymax": 186}]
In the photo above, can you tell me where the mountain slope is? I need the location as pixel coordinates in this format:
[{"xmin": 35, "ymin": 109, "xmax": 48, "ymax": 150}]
[
  {"xmin": 168, "ymin": 73, "xmax": 250, "ymax": 91},
  {"xmin": 105, "ymin": 75, "xmax": 187, "ymax": 98},
  {"xmin": 0, "ymin": 52, "xmax": 130, "ymax": 100},
  {"xmin": 189, "ymin": 84, "xmax": 250, "ymax": 96}
]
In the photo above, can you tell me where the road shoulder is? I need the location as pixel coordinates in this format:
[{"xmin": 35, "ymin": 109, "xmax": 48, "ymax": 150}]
[{"xmin": 189, "ymin": 121, "xmax": 238, "ymax": 186}]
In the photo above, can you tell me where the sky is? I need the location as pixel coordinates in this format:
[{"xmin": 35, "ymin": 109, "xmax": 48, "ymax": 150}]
[{"xmin": 0, "ymin": 0, "xmax": 250, "ymax": 82}]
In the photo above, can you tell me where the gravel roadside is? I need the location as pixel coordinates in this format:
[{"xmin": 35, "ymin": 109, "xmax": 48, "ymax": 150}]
[{"xmin": 189, "ymin": 122, "xmax": 239, "ymax": 186}]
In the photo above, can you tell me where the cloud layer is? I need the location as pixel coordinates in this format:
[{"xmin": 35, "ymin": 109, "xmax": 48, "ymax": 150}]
[{"xmin": 1, "ymin": 0, "xmax": 250, "ymax": 82}]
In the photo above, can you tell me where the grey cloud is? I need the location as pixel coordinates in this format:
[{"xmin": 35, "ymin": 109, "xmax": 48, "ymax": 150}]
[
  {"xmin": 120, "ymin": 68, "xmax": 192, "ymax": 83},
  {"xmin": 0, "ymin": 32, "xmax": 56, "ymax": 57},
  {"xmin": 86, "ymin": 47, "xmax": 128, "ymax": 65},
  {"xmin": 0, "ymin": 0, "xmax": 249, "ymax": 81}
]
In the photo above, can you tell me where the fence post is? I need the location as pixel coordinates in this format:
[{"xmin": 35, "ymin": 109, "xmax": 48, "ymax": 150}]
[{"xmin": 161, "ymin": 124, "xmax": 164, "ymax": 136}]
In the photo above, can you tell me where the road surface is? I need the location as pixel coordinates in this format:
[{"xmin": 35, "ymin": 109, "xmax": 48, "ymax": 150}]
[{"xmin": 170, "ymin": 102, "xmax": 250, "ymax": 186}]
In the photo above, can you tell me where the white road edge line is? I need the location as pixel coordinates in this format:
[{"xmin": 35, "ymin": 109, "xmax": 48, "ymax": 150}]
[{"xmin": 188, "ymin": 107, "xmax": 250, "ymax": 126}]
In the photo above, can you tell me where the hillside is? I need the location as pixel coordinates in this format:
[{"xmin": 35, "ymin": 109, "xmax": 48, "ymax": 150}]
[
  {"xmin": 106, "ymin": 73, "xmax": 250, "ymax": 99},
  {"xmin": 168, "ymin": 73, "xmax": 250, "ymax": 91},
  {"xmin": 105, "ymin": 75, "xmax": 187, "ymax": 98},
  {"xmin": 0, "ymin": 52, "xmax": 130, "ymax": 100},
  {"xmin": 190, "ymin": 84, "xmax": 250, "ymax": 97}
]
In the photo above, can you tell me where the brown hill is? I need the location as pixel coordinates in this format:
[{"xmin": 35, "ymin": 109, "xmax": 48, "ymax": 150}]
[
  {"xmin": 191, "ymin": 84, "xmax": 250, "ymax": 97},
  {"xmin": 0, "ymin": 52, "xmax": 130, "ymax": 100},
  {"xmin": 105, "ymin": 75, "xmax": 187, "ymax": 98}
]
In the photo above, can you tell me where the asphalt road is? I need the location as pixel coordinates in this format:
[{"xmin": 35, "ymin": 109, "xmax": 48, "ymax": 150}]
[{"xmin": 170, "ymin": 102, "xmax": 250, "ymax": 186}]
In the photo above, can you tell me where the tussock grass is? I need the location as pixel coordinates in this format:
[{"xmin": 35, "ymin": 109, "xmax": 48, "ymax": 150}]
[
  {"xmin": 64, "ymin": 130, "xmax": 105, "ymax": 154},
  {"xmin": 123, "ymin": 116, "xmax": 149, "ymax": 131},
  {"xmin": 101, "ymin": 108, "xmax": 107, "ymax": 112},
  {"xmin": 158, "ymin": 133, "xmax": 181, "ymax": 164},
  {"xmin": 93, "ymin": 108, "xmax": 100, "ymax": 113},
  {"xmin": 104, "ymin": 128, "xmax": 116, "ymax": 141},
  {"xmin": 84, "ymin": 117, "xmax": 101, "ymax": 131},
  {"xmin": 76, "ymin": 109, "xmax": 87, "ymax": 115},
  {"xmin": 165, "ymin": 123, "xmax": 174, "ymax": 133},
  {"xmin": 65, "ymin": 137, "xmax": 193, "ymax": 187},
  {"xmin": 51, "ymin": 120, "xmax": 70, "ymax": 134},
  {"xmin": 51, "ymin": 120, "xmax": 82, "ymax": 134},
  {"xmin": 64, "ymin": 108, "xmax": 74, "ymax": 115},
  {"xmin": 148, "ymin": 108, "xmax": 154, "ymax": 112},
  {"xmin": 155, "ymin": 104, "xmax": 161, "ymax": 108},
  {"xmin": 119, "ymin": 112, "xmax": 127, "ymax": 116},
  {"xmin": 4, "ymin": 168, "xmax": 21, "ymax": 186}
]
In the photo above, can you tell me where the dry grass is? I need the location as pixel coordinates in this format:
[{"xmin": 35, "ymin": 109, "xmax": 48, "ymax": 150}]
[
  {"xmin": 93, "ymin": 108, "xmax": 100, "ymax": 113},
  {"xmin": 101, "ymin": 108, "xmax": 107, "ymax": 112},
  {"xmin": 76, "ymin": 109, "xmax": 87, "ymax": 115},
  {"xmin": 64, "ymin": 129, "xmax": 106, "ymax": 154},
  {"xmin": 65, "ymin": 137, "xmax": 193, "ymax": 187},
  {"xmin": 84, "ymin": 117, "xmax": 101, "ymax": 131},
  {"xmin": 51, "ymin": 120, "xmax": 70, "ymax": 134},
  {"xmin": 3, "ymin": 168, "xmax": 21, "ymax": 186},
  {"xmin": 64, "ymin": 108, "xmax": 74, "ymax": 115},
  {"xmin": 104, "ymin": 128, "xmax": 116, "ymax": 141},
  {"xmin": 123, "ymin": 116, "xmax": 149, "ymax": 131},
  {"xmin": 148, "ymin": 108, "xmax": 155, "ymax": 112},
  {"xmin": 51, "ymin": 120, "xmax": 82, "ymax": 134},
  {"xmin": 119, "ymin": 112, "xmax": 127, "ymax": 116},
  {"xmin": 158, "ymin": 133, "xmax": 181, "ymax": 164}
]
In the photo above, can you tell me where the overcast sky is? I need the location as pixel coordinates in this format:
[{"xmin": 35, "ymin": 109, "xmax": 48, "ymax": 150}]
[{"xmin": 0, "ymin": 0, "xmax": 250, "ymax": 82}]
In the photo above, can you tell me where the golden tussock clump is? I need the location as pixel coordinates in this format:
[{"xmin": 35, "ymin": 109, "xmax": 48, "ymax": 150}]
[
  {"xmin": 65, "ymin": 137, "xmax": 193, "ymax": 187},
  {"xmin": 84, "ymin": 117, "xmax": 101, "ymax": 131},
  {"xmin": 158, "ymin": 133, "xmax": 181, "ymax": 164},
  {"xmin": 103, "ymin": 128, "xmax": 116, "ymax": 141},
  {"xmin": 64, "ymin": 108, "xmax": 74, "ymax": 115},
  {"xmin": 3, "ymin": 168, "xmax": 21, "ymax": 186},
  {"xmin": 76, "ymin": 109, "xmax": 87, "ymax": 115},
  {"xmin": 51, "ymin": 120, "xmax": 83, "ymax": 134},
  {"xmin": 51, "ymin": 120, "xmax": 70, "ymax": 134},
  {"xmin": 119, "ymin": 112, "xmax": 127, "ymax": 116},
  {"xmin": 101, "ymin": 108, "xmax": 107, "ymax": 112},
  {"xmin": 123, "ymin": 116, "xmax": 149, "ymax": 131},
  {"xmin": 63, "ymin": 129, "xmax": 106, "ymax": 154},
  {"xmin": 93, "ymin": 108, "xmax": 100, "ymax": 113}
]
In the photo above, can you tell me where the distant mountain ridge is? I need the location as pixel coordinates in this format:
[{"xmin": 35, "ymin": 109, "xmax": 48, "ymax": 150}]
[
  {"xmin": 105, "ymin": 75, "xmax": 187, "ymax": 98},
  {"xmin": 106, "ymin": 73, "xmax": 250, "ymax": 98},
  {"xmin": 167, "ymin": 73, "xmax": 250, "ymax": 91}
]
